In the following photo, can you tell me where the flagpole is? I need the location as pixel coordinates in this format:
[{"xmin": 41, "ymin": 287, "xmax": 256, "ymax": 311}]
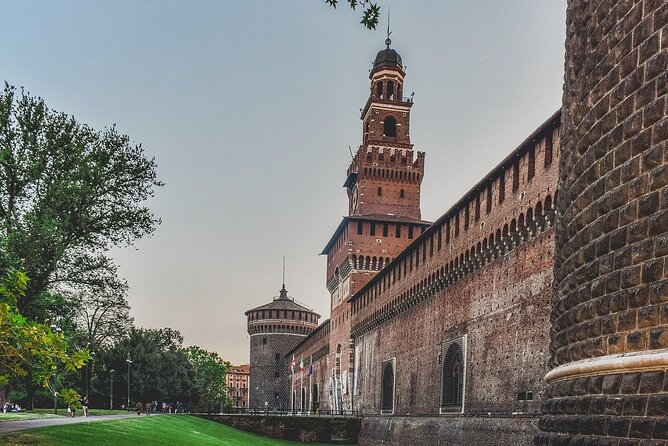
[{"xmin": 308, "ymin": 355, "xmax": 313, "ymax": 414}]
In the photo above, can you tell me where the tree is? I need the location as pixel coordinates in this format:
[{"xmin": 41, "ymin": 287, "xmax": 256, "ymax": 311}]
[
  {"xmin": 68, "ymin": 285, "xmax": 133, "ymax": 352},
  {"xmin": 184, "ymin": 346, "xmax": 229, "ymax": 410},
  {"xmin": 0, "ymin": 83, "xmax": 162, "ymax": 321},
  {"xmin": 99, "ymin": 327, "xmax": 195, "ymax": 405},
  {"xmin": 0, "ymin": 268, "xmax": 89, "ymax": 406},
  {"xmin": 325, "ymin": 0, "xmax": 380, "ymax": 29}
]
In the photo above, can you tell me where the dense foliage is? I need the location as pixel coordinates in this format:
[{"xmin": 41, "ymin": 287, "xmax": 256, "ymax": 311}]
[
  {"xmin": 0, "ymin": 268, "xmax": 88, "ymax": 399},
  {"xmin": 0, "ymin": 83, "xmax": 162, "ymax": 321},
  {"xmin": 184, "ymin": 346, "xmax": 230, "ymax": 410}
]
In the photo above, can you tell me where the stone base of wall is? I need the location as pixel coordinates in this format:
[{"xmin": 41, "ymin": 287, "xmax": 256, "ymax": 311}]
[
  {"xmin": 359, "ymin": 415, "xmax": 540, "ymax": 446},
  {"xmin": 195, "ymin": 414, "xmax": 360, "ymax": 444}
]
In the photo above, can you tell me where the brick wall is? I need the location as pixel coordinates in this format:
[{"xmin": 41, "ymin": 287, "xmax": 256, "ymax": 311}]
[
  {"xmin": 249, "ymin": 333, "xmax": 305, "ymax": 410},
  {"xmin": 537, "ymin": 1, "xmax": 668, "ymax": 444}
]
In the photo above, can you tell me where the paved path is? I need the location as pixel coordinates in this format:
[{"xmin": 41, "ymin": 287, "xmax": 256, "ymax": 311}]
[{"xmin": 0, "ymin": 413, "xmax": 158, "ymax": 434}]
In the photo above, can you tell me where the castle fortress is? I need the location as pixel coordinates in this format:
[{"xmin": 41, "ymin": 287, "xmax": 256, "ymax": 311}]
[{"xmin": 247, "ymin": 2, "xmax": 668, "ymax": 442}]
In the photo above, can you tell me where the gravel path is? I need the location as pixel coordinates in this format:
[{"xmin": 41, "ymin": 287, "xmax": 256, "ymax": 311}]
[{"xmin": 0, "ymin": 413, "xmax": 158, "ymax": 434}]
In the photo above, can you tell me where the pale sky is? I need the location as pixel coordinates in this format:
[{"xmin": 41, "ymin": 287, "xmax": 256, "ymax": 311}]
[{"xmin": 1, "ymin": 1, "xmax": 566, "ymax": 364}]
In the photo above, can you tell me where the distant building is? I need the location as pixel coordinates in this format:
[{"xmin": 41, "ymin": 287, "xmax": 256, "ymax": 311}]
[{"xmin": 225, "ymin": 364, "xmax": 250, "ymax": 408}]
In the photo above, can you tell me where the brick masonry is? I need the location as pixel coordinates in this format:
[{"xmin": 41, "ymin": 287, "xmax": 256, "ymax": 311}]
[{"xmin": 537, "ymin": 0, "xmax": 668, "ymax": 444}]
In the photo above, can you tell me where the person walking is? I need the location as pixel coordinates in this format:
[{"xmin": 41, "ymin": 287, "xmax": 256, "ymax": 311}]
[
  {"xmin": 81, "ymin": 396, "xmax": 88, "ymax": 417},
  {"xmin": 135, "ymin": 401, "xmax": 143, "ymax": 415}
]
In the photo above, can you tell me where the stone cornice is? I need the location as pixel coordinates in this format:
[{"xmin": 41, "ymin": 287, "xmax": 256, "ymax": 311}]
[{"xmin": 545, "ymin": 349, "xmax": 668, "ymax": 384}]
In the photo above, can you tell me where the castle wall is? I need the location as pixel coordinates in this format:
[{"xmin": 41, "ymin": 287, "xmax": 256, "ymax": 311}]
[
  {"xmin": 353, "ymin": 230, "xmax": 554, "ymax": 416},
  {"xmin": 538, "ymin": 1, "xmax": 668, "ymax": 444},
  {"xmin": 287, "ymin": 320, "xmax": 332, "ymax": 412},
  {"xmin": 344, "ymin": 115, "xmax": 560, "ymax": 445}
]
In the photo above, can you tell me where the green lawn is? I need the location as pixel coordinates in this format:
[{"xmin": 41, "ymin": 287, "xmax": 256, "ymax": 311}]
[{"xmin": 1, "ymin": 414, "xmax": 340, "ymax": 446}]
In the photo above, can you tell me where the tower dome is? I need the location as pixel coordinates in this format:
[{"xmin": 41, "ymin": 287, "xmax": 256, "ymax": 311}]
[{"xmin": 373, "ymin": 38, "xmax": 403, "ymax": 71}]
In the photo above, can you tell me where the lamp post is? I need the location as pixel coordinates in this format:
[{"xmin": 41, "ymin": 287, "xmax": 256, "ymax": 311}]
[
  {"xmin": 126, "ymin": 354, "xmax": 132, "ymax": 412},
  {"xmin": 85, "ymin": 351, "xmax": 94, "ymax": 400},
  {"xmin": 50, "ymin": 324, "xmax": 62, "ymax": 415},
  {"xmin": 109, "ymin": 369, "xmax": 115, "ymax": 410}
]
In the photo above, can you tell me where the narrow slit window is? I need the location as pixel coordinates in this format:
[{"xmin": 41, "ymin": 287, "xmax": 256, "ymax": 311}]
[
  {"xmin": 544, "ymin": 133, "xmax": 553, "ymax": 167},
  {"xmin": 528, "ymin": 148, "xmax": 535, "ymax": 181}
]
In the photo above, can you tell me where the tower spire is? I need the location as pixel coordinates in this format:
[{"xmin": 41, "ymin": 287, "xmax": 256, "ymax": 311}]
[{"xmin": 282, "ymin": 256, "xmax": 286, "ymax": 289}]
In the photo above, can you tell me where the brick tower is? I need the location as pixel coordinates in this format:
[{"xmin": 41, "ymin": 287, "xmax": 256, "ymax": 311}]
[
  {"xmin": 246, "ymin": 285, "xmax": 319, "ymax": 410},
  {"xmin": 321, "ymin": 38, "xmax": 431, "ymax": 413},
  {"xmin": 537, "ymin": 1, "xmax": 668, "ymax": 444}
]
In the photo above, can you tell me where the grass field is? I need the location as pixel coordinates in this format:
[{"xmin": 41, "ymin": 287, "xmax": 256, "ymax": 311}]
[{"xmin": 1, "ymin": 414, "xmax": 340, "ymax": 445}]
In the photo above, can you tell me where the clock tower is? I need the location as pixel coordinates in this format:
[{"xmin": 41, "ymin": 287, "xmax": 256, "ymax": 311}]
[{"xmin": 321, "ymin": 38, "xmax": 429, "ymax": 413}]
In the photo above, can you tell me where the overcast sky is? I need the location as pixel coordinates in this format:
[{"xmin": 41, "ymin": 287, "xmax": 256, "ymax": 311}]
[{"xmin": 1, "ymin": 1, "xmax": 566, "ymax": 364}]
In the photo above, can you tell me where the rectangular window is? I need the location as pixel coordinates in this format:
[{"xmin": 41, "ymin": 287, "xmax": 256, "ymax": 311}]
[
  {"xmin": 357, "ymin": 221, "xmax": 363, "ymax": 235},
  {"xmin": 437, "ymin": 226, "xmax": 442, "ymax": 250},
  {"xmin": 513, "ymin": 160, "xmax": 520, "ymax": 192},
  {"xmin": 446, "ymin": 222, "xmax": 451, "ymax": 244},
  {"xmin": 486, "ymin": 186, "xmax": 492, "ymax": 214},
  {"xmin": 423, "ymin": 240, "xmax": 427, "ymax": 261},
  {"xmin": 262, "ymin": 337, "xmax": 267, "ymax": 345},
  {"xmin": 544, "ymin": 133, "xmax": 553, "ymax": 167},
  {"xmin": 475, "ymin": 195, "xmax": 480, "ymax": 222},
  {"xmin": 454, "ymin": 213, "xmax": 460, "ymax": 237},
  {"xmin": 499, "ymin": 172, "xmax": 506, "ymax": 203},
  {"xmin": 528, "ymin": 148, "xmax": 535, "ymax": 181},
  {"xmin": 395, "ymin": 224, "xmax": 401, "ymax": 238},
  {"xmin": 383, "ymin": 223, "xmax": 388, "ymax": 237},
  {"xmin": 415, "ymin": 246, "xmax": 420, "ymax": 267},
  {"xmin": 408, "ymin": 225, "xmax": 414, "ymax": 239},
  {"xmin": 464, "ymin": 205, "xmax": 470, "ymax": 230},
  {"xmin": 370, "ymin": 223, "xmax": 376, "ymax": 236}
]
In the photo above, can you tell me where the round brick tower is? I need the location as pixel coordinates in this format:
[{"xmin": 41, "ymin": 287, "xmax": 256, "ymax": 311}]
[
  {"xmin": 538, "ymin": 1, "xmax": 668, "ymax": 444},
  {"xmin": 246, "ymin": 285, "xmax": 319, "ymax": 410}
]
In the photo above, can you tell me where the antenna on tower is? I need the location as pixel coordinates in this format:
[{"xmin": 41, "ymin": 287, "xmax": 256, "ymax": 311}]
[{"xmin": 282, "ymin": 256, "xmax": 286, "ymax": 288}]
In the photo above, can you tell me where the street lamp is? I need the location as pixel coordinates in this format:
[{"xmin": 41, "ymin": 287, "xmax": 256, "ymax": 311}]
[
  {"xmin": 86, "ymin": 351, "xmax": 95, "ymax": 400},
  {"xmin": 50, "ymin": 324, "xmax": 62, "ymax": 415},
  {"xmin": 109, "ymin": 369, "xmax": 115, "ymax": 410},
  {"xmin": 126, "ymin": 354, "xmax": 132, "ymax": 412}
]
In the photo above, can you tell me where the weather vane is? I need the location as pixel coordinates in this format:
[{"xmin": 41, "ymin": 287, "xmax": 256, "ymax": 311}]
[{"xmin": 385, "ymin": 5, "xmax": 392, "ymax": 48}]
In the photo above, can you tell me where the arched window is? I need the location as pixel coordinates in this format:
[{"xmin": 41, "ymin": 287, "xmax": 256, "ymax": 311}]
[
  {"xmin": 383, "ymin": 116, "xmax": 397, "ymax": 138},
  {"xmin": 378, "ymin": 186, "xmax": 382, "ymax": 196},
  {"xmin": 381, "ymin": 360, "xmax": 395, "ymax": 413},
  {"xmin": 441, "ymin": 342, "xmax": 464, "ymax": 412},
  {"xmin": 400, "ymin": 189, "xmax": 405, "ymax": 198},
  {"xmin": 387, "ymin": 80, "xmax": 395, "ymax": 100},
  {"xmin": 376, "ymin": 81, "xmax": 383, "ymax": 98}
]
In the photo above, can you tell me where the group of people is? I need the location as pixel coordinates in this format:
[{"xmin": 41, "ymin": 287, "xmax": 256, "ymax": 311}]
[
  {"xmin": 2, "ymin": 402, "xmax": 21, "ymax": 413},
  {"xmin": 132, "ymin": 401, "xmax": 185, "ymax": 415},
  {"xmin": 134, "ymin": 401, "xmax": 153, "ymax": 415}
]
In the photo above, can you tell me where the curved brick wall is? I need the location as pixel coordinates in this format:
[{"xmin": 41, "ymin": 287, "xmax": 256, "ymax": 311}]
[{"xmin": 538, "ymin": 1, "xmax": 668, "ymax": 444}]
